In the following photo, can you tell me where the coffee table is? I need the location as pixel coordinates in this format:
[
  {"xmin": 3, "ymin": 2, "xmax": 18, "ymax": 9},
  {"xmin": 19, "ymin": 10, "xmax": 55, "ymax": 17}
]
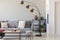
[
  {"xmin": 3, "ymin": 29, "xmax": 33, "ymax": 40},
  {"xmin": 3, "ymin": 30, "xmax": 21, "ymax": 40}
]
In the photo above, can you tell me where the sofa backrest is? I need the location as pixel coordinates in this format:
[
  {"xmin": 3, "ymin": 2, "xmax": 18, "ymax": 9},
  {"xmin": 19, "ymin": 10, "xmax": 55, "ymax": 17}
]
[{"xmin": 0, "ymin": 20, "xmax": 32, "ymax": 29}]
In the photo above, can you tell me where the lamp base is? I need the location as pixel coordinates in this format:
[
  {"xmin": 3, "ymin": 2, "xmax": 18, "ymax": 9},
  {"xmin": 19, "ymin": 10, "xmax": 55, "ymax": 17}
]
[{"xmin": 36, "ymin": 34, "xmax": 42, "ymax": 37}]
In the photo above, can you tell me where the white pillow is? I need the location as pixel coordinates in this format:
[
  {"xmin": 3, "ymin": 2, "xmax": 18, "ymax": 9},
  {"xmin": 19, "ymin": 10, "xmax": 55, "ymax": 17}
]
[
  {"xmin": 1, "ymin": 22, "xmax": 8, "ymax": 28},
  {"xmin": 18, "ymin": 21, "xmax": 25, "ymax": 29}
]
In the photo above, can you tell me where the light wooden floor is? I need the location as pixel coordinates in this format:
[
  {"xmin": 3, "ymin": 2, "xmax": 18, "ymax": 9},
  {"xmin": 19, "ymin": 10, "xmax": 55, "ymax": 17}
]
[
  {"xmin": 0, "ymin": 35, "xmax": 60, "ymax": 40},
  {"xmin": 0, "ymin": 33, "xmax": 60, "ymax": 40}
]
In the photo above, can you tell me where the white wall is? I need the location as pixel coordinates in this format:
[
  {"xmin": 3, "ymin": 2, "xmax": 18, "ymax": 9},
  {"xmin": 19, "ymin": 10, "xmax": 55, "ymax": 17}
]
[
  {"xmin": 47, "ymin": 0, "xmax": 60, "ymax": 35},
  {"xmin": 46, "ymin": 0, "xmax": 49, "ymax": 35},
  {"xmin": 0, "ymin": 0, "xmax": 46, "ymax": 20},
  {"xmin": 49, "ymin": 0, "xmax": 55, "ymax": 35},
  {"xmin": 0, "ymin": 0, "xmax": 35, "ymax": 20},
  {"xmin": 55, "ymin": 2, "xmax": 60, "ymax": 35},
  {"xmin": 26, "ymin": 0, "xmax": 46, "ymax": 18},
  {"xmin": 55, "ymin": 0, "xmax": 60, "ymax": 2},
  {"xmin": 46, "ymin": 0, "xmax": 55, "ymax": 35}
]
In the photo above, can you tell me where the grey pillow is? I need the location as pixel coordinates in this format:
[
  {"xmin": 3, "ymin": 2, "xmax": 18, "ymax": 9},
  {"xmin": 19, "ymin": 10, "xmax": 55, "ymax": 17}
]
[
  {"xmin": 25, "ymin": 21, "xmax": 31, "ymax": 28},
  {"xmin": 8, "ymin": 20, "xmax": 19, "ymax": 28}
]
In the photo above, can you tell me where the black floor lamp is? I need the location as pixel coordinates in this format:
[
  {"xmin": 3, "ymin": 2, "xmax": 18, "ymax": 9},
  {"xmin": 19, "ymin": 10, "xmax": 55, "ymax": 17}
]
[{"xmin": 20, "ymin": 0, "xmax": 42, "ymax": 36}]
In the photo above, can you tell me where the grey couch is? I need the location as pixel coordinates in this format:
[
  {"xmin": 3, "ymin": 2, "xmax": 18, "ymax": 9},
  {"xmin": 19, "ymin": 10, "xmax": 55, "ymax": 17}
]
[{"xmin": 0, "ymin": 20, "xmax": 31, "ymax": 32}]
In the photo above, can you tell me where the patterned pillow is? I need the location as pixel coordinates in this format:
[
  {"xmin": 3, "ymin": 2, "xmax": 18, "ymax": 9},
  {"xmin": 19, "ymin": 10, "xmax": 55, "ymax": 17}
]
[{"xmin": 1, "ymin": 21, "xmax": 8, "ymax": 28}]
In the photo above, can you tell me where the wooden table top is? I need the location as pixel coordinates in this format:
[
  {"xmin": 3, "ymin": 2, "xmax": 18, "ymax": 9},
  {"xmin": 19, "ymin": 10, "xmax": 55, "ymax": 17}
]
[{"xmin": 4, "ymin": 30, "xmax": 20, "ymax": 33}]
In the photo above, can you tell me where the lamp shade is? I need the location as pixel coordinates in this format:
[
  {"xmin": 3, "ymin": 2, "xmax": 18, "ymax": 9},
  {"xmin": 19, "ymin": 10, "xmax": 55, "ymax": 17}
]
[
  {"xmin": 30, "ymin": 9, "xmax": 34, "ymax": 12},
  {"xmin": 26, "ymin": 5, "xmax": 30, "ymax": 9},
  {"xmin": 21, "ymin": 1, "xmax": 24, "ymax": 4}
]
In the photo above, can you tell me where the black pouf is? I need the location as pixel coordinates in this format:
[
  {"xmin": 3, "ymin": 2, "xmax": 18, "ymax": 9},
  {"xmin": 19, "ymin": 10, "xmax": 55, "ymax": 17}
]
[{"xmin": 0, "ymin": 33, "xmax": 5, "ymax": 39}]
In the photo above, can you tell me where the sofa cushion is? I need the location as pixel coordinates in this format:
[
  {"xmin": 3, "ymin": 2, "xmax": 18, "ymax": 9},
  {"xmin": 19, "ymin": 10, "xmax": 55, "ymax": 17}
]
[
  {"xmin": 8, "ymin": 20, "xmax": 19, "ymax": 28},
  {"xmin": 1, "ymin": 21, "xmax": 8, "ymax": 28},
  {"xmin": 25, "ymin": 21, "xmax": 31, "ymax": 28},
  {"xmin": 18, "ymin": 21, "xmax": 25, "ymax": 29}
]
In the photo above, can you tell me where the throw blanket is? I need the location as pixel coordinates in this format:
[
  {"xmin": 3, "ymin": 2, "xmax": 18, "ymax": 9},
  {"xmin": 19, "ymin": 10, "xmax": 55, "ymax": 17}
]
[{"xmin": 0, "ymin": 29, "xmax": 5, "ymax": 33}]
